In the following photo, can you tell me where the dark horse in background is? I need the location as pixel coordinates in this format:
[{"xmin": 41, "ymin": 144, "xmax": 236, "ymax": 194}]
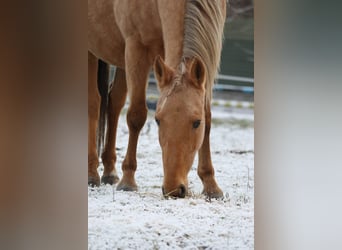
[{"xmin": 88, "ymin": 0, "xmax": 226, "ymax": 198}]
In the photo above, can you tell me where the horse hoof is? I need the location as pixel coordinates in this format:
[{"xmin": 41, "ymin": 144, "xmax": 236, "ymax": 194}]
[
  {"xmin": 88, "ymin": 177, "xmax": 100, "ymax": 187},
  {"xmin": 101, "ymin": 174, "xmax": 119, "ymax": 185},
  {"xmin": 116, "ymin": 180, "xmax": 138, "ymax": 191},
  {"xmin": 203, "ymin": 188, "xmax": 224, "ymax": 199},
  {"xmin": 88, "ymin": 174, "xmax": 100, "ymax": 187}
]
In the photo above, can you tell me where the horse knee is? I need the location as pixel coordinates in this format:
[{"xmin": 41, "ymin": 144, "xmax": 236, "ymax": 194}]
[{"xmin": 127, "ymin": 106, "xmax": 147, "ymax": 132}]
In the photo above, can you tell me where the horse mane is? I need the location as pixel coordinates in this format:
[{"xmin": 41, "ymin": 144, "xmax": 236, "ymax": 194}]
[{"xmin": 183, "ymin": 0, "xmax": 226, "ymax": 104}]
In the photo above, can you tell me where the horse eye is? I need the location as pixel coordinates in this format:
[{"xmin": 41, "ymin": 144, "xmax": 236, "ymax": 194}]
[
  {"xmin": 193, "ymin": 120, "xmax": 201, "ymax": 129},
  {"xmin": 155, "ymin": 118, "xmax": 160, "ymax": 126}
]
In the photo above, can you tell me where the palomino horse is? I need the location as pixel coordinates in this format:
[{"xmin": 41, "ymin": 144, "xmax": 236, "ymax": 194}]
[{"xmin": 88, "ymin": 0, "xmax": 226, "ymax": 198}]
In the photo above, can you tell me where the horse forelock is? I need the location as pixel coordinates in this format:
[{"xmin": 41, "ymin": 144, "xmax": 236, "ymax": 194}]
[
  {"xmin": 166, "ymin": 69, "xmax": 183, "ymax": 97},
  {"xmin": 159, "ymin": 65, "xmax": 185, "ymax": 112},
  {"xmin": 183, "ymin": 0, "xmax": 226, "ymax": 104}
]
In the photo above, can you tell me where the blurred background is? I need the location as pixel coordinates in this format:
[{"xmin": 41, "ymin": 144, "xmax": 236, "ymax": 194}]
[
  {"xmin": 215, "ymin": 0, "xmax": 254, "ymax": 102},
  {"xmin": 222, "ymin": 0, "xmax": 254, "ymax": 88}
]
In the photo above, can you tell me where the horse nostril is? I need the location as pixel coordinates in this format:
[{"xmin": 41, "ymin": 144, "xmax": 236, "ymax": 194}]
[{"xmin": 179, "ymin": 184, "xmax": 186, "ymax": 198}]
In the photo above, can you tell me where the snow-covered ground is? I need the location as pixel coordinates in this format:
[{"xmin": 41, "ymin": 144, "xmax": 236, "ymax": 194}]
[{"xmin": 88, "ymin": 104, "xmax": 254, "ymax": 250}]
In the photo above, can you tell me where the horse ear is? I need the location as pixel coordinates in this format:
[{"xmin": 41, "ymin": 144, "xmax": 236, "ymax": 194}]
[
  {"xmin": 154, "ymin": 55, "xmax": 172, "ymax": 89},
  {"xmin": 189, "ymin": 57, "xmax": 206, "ymax": 89}
]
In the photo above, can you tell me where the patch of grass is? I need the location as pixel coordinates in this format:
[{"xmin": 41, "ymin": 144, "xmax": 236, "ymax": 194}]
[
  {"xmin": 235, "ymin": 102, "xmax": 244, "ymax": 109},
  {"xmin": 211, "ymin": 118, "xmax": 226, "ymax": 126},
  {"xmin": 211, "ymin": 118, "xmax": 254, "ymax": 128},
  {"xmin": 224, "ymin": 102, "xmax": 232, "ymax": 108},
  {"xmin": 212, "ymin": 100, "xmax": 220, "ymax": 106},
  {"xmin": 248, "ymin": 103, "xmax": 254, "ymax": 109},
  {"xmin": 230, "ymin": 119, "xmax": 254, "ymax": 128}
]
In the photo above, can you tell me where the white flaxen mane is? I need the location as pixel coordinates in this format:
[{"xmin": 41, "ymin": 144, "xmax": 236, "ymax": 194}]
[{"xmin": 182, "ymin": 0, "xmax": 226, "ymax": 104}]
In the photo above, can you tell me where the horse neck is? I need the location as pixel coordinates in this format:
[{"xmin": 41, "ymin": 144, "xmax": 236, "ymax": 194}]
[{"xmin": 157, "ymin": 0, "xmax": 186, "ymax": 69}]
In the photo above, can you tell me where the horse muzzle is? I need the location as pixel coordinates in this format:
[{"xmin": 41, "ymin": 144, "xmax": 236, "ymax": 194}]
[{"xmin": 162, "ymin": 184, "xmax": 187, "ymax": 198}]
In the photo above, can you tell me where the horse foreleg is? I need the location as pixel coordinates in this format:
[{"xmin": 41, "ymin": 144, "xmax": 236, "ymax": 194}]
[
  {"xmin": 101, "ymin": 68, "xmax": 127, "ymax": 185},
  {"xmin": 197, "ymin": 104, "xmax": 223, "ymax": 198},
  {"xmin": 88, "ymin": 52, "xmax": 101, "ymax": 186},
  {"xmin": 116, "ymin": 39, "xmax": 150, "ymax": 191}
]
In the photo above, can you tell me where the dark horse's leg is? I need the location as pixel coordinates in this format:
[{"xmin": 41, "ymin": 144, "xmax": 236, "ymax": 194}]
[
  {"xmin": 101, "ymin": 68, "xmax": 127, "ymax": 185},
  {"xmin": 88, "ymin": 51, "xmax": 101, "ymax": 186},
  {"xmin": 116, "ymin": 39, "xmax": 150, "ymax": 191},
  {"xmin": 197, "ymin": 103, "xmax": 223, "ymax": 198}
]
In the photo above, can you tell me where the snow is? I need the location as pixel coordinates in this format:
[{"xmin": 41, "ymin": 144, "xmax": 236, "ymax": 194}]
[{"xmin": 88, "ymin": 105, "xmax": 254, "ymax": 249}]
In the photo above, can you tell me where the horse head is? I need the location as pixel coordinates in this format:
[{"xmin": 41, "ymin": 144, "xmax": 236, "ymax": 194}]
[{"xmin": 154, "ymin": 55, "xmax": 207, "ymax": 198}]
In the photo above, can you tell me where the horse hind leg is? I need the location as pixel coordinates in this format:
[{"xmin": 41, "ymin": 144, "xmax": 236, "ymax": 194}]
[
  {"xmin": 101, "ymin": 68, "xmax": 127, "ymax": 185},
  {"xmin": 88, "ymin": 52, "xmax": 101, "ymax": 186},
  {"xmin": 197, "ymin": 105, "xmax": 223, "ymax": 198},
  {"xmin": 116, "ymin": 40, "xmax": 150, "ymax": 191}
]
